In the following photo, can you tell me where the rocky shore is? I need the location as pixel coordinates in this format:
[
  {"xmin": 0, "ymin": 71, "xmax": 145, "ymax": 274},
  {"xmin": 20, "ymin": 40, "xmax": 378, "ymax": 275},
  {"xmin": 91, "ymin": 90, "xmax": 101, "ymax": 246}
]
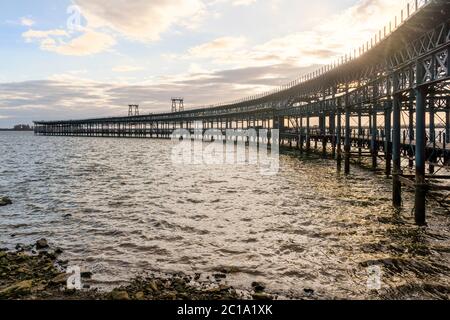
[{"xmin": 0, "ymin": 241, "xmax": 274, "ymax": 300}]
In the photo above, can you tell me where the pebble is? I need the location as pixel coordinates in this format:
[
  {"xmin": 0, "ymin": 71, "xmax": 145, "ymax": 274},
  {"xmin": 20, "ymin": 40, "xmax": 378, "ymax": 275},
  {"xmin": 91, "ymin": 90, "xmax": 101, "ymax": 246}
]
[
  {"xmin": 304, "ymin": 288, "xmax": 315, "ymax": 295},
  {"xmin": 36, "ymin": 239, "xmax": 49, "ymax": 249},
  {"xmin": 252, "ymin": 292, "xmax": 273, "ymax": 300},
  {"xmin": 251, "ymin": 282, "xmax": 266, "ymax": 292},
  {"xmin": 135, "ymin": 291, "xmax": 145, "ymax": 300},
  {"xmin": 146, "ymin": 280, "xmax": 158, "ymax": 292},
  {"xmin": 110, "ymin": 290, "xmax": 130, "ymax": 300}
]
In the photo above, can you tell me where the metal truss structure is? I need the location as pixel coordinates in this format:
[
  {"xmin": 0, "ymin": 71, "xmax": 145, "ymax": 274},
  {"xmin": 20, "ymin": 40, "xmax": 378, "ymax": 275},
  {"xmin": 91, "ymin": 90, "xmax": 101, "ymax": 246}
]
[{"xmin": 34, "ymin": 0, "xmax": 450, "ymax": 225}]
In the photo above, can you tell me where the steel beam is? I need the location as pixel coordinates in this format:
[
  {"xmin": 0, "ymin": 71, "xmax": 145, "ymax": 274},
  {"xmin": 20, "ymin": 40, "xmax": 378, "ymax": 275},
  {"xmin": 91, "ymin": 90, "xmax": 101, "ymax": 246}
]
[
  {"xmin": 392, "ymin": 93, "xmax": 402, "ymax": 208},
  {"xmin": 415, "ymin": 86, "xmax": 427, "ymax": 225},
  {"xmin": 337, "ymin": 110, "xmax": 342, "ymax": 170},
  {"xmin": 371, "ymin": 107, "xmax": 378, "ymax": 169},
  {"xmin": 344, "ymin": 107, "xmax": 351, "ymax": 174},
  {"xmin": 385, "ymin": 102, "xmax": 392, "ymax": 177}
]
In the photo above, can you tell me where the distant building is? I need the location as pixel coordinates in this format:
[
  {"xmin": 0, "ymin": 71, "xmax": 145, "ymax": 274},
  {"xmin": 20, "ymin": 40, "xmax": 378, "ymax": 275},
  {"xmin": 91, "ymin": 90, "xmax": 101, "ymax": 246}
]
[{"xmin": 13, "ymin": 124, "xmax": 33, "ymax": 131}]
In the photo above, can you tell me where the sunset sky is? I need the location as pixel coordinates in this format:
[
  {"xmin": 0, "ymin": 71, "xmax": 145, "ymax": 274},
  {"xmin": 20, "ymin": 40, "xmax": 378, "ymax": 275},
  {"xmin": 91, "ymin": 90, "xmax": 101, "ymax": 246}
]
[{"xmin": 0, "ymin": 0, "xmax": 408, "ymax": 126}]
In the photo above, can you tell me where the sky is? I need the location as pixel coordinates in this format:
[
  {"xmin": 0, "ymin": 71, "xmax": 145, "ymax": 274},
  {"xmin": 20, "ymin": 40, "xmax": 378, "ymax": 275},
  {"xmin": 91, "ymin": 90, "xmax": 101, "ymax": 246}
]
[{"xmin": 0, "ymin": 0, "xmax": 408, "ymax": 127}]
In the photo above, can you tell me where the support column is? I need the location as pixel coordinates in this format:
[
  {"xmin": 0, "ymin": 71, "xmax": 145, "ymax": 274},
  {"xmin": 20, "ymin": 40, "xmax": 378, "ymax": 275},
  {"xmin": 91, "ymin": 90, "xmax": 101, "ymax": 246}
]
[
  {"xmin": 299, "ymin": 116, "xmax": 304, "ymax": 153},
  {"xmin": 273, "ymin": 116, "xmax": 283, "ymax": 147},
  {"xmin": 306, "ymin": 116, "xmax": 311, "ymax": 151},
  {"xmin": 429, "ymin": 99, "xmax": 435, "ymax": 174},
  {"xmin": 358, "ymin": 110, "xmax": 362, "ymax": 163},
  {"xmin": 385, "ymin": 102, "xmax": 392, "ymax": 177},
  {"xmin": 392, "ymin": 93, "xmax": 402, "ymax": 208},
  {"xmin": 322, "ymin": 114, "xmax": 327, "ymax": 157},
  {"xmin": 330, "ymin": 113, "xmax": 336, "ymax": 158},
  {"xmin": 415, "ymin": 86, "xmax": 427, "ymax": 225},
  {"xmin": 371, "ymin": 107, "xmax": 378, "ymax": 169},
  {"xmin": 337, "ymin": 110, "xmax": 342, "ymax": 170},
  {"xmin": 344, "ymin": 106, "xmax": 351, "ymax": 174},
  {"xmin": 409, "ymin": 100, "xmax": 415, "ymax": 168}
]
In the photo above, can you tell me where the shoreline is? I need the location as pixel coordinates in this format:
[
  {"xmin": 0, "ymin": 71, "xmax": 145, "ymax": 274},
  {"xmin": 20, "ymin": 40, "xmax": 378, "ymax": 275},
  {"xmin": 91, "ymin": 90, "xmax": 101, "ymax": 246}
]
[{"xmin": 0, "ymin": 241, "xmax": 276, "ymax": 300}]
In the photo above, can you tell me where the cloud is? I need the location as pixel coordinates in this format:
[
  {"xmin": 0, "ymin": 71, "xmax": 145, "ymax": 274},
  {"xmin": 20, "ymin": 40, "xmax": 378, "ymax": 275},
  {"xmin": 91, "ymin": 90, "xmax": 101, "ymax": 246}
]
[
  {"xmin": 231, "ymin": 0, "xmax": 257, "ymax": 6},
  {"xmin": 187, "ymin": 36, "xmax": 247, "ymax": 58},
  {"xmin": 212, "ymin": 0, "xmax": 257, "ymax": 6},
  {"xmin": 74, "ymin": 0, "xmax": 206, "ymax": 42},
  {"xmin": 20, "ymin": 17, "xmax": 35, "ymax": 27},
  {"xmin": 21, "ymin": 1, "xmax": 209, "ymax": 55},
  {"xmin": 4, "ymin": 0, "xmax": 411, "ymax": 126},
  {"xmin": 46, "ymin": 30, "xmax": 116, "ymax": 56},
  {"xmin": 0, "ymin": 63, "xmax": 317, "ymax": 126},
  {"xmin": 23, "ymin": 28, "xmax": 116, "ymax": 56},
  {"xmin": 112, "ymin": 65, "xmax": 144, "ymax": 73},
  {"xmin": 22, "ymin": 29, "xmax": 69, "ymax": 40},
  {"xmin": 180, "ymin": 0, "xmax": 405, "ymax": 68}
]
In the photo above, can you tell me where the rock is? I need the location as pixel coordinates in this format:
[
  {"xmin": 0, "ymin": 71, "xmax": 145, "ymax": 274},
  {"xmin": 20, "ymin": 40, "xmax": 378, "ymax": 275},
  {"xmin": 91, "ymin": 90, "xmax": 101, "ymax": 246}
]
[
  {"xmin": 252, "ymin": 292, "xmax": 273, "ymax": 300},
  {"xmin": 50, "ymin": 273, "xmax": 69, "ymax": 285},
  {"xmin": 0, "ymin": 280, "xmax": 33, "ymax": 297},
  {"xmin": 54, "ymin": 248, "xmax": 63, "ymax": 255},
  {"xmin": 303, "ymin": 288, "xmax": 314, "ymax": 295},
  {"xmin": 0, "ymin": 251, "xmax": 6, "ymax": 259},
  {"xmin": 32, "ymin": 281, "xmax": 48, "ymax": 293},
  {"xmin": 214, "ymin": 273, "xmax": 226, "ymax": 279},
  {"xmin": 64, "ymin": 288, "xmax": 77, "ymax": 295},
  {"xmin": 16, "ymin": 266, "xmax": 30, "ymax": 274},
  {"xmin": 251, "ymin": 282, "xmax": 265, "ymax": 292},
  {"xmin": 135, "ymin": 291, "xmax": 145, "ymax": 300},
  {"xmin": 36, "ymin": 239, "xmax": 49, "ymax": 249},
  {"xmin": 45, "ymin": 252, "xmax": 57, "ymax": 260},
  {"xmin": 163, "ymin": 292, "xmax": 176, "ymax": 300},
  {"xmin": 146, "ymin": 280, "xmax": 158, "ymax": 292},
  {"xmin": 15, "ymin": 244, "xmax": 32, "ymax": 252},
  {"xmin": 0, "ymin": 197, "xmax": 12, "ymax": 206},
  {"xmin": 57, "ymin": 259, "xmax": 69, "ymax": 267},
  {"xmin": 81, "ymin": 271, "xmax": 92, "ymax": 279},
  {"xmin": 63, "ymin": 214, "xmax": 72, "ymax": 218},
  {"xmin": 178, "ymin": 292, "xmax": 190, "ymax": 300},
  {"xmin": 110, "ymin": 290, "xmax": 130, "ymax": 300}
]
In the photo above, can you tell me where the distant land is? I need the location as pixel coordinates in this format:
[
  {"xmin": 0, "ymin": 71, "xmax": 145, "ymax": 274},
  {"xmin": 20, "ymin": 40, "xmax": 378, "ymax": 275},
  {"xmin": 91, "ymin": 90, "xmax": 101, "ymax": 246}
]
[{"xmin": 0, "ymin": 124, "xmax": 33, "ymax": 131}]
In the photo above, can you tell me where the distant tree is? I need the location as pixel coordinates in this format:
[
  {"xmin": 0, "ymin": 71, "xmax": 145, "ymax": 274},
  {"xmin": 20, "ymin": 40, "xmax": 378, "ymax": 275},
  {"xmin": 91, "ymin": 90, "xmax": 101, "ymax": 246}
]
[{"xmin": 13, "ymin": 124, "xmax": 32, "ymax": 131}]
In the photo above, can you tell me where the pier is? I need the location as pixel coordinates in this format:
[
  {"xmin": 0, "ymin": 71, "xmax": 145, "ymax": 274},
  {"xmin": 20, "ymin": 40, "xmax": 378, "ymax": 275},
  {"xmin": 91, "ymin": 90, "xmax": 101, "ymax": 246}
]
[{"xmin": 34, "ymin": 0, "xmax": 450, "ymax": 225}]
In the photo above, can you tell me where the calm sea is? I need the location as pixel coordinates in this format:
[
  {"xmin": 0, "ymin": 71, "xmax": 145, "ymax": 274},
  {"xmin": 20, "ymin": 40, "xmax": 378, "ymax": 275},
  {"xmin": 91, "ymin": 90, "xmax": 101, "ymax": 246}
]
[{"xmin": 0, "ymin": 131, "xmax": 449, "ymax": 299}]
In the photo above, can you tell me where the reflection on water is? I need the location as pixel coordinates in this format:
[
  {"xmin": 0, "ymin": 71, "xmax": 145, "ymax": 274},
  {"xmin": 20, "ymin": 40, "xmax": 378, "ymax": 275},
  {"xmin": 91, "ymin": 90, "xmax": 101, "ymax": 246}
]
[{"xmin": 0, "ymin": 131, "xmax": 449, "ymax": 299}]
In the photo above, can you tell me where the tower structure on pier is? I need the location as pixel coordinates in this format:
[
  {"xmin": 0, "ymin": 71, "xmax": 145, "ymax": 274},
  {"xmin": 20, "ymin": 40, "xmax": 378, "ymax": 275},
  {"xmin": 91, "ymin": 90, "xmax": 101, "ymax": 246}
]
[
  {"xmin": 171, "ymin": 98, "xmax": 184, "ymax": 113},
  {"xmin": 128, "ymin": 104, "xmax": 139, "ymax": 116}
]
